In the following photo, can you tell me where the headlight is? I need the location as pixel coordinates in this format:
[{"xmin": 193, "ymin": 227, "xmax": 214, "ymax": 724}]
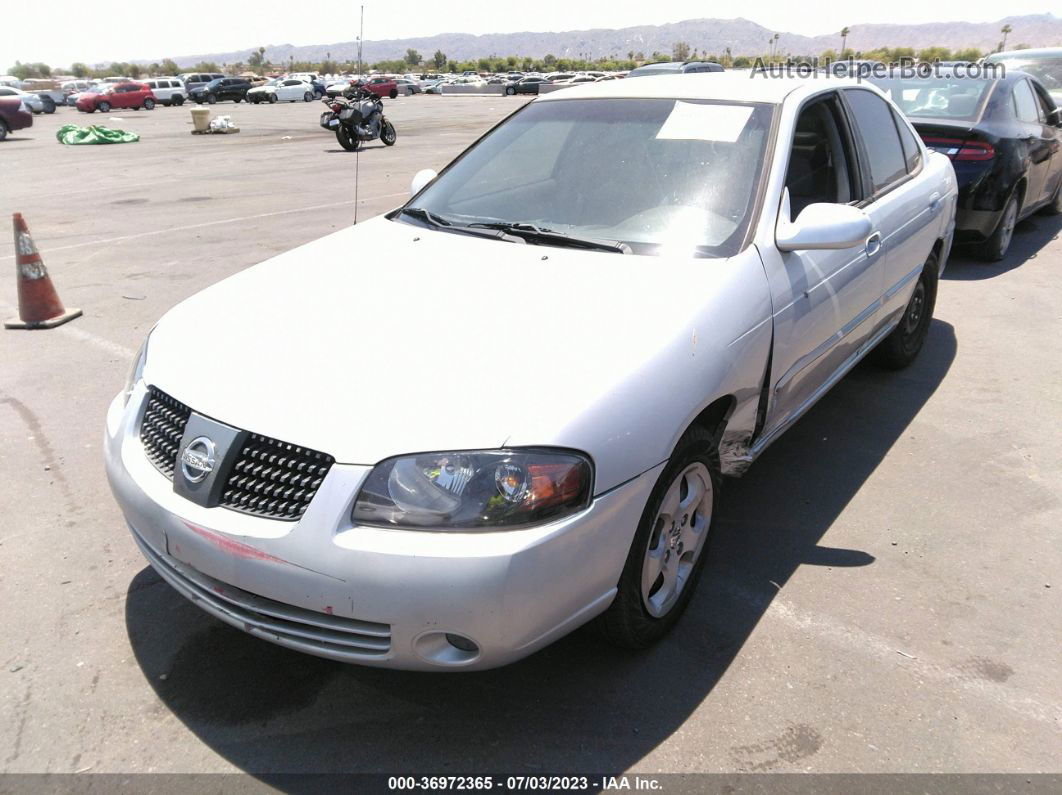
[
  {"xmin": 122, "ymin": 331, "xmax": 151, "ymax": 405},
  {"xmin": 352, "ymin": 449, "xmax": 593, "ymax": 531}
]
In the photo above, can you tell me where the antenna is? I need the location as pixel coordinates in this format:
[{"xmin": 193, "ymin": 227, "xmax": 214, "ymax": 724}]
[{"xmin": 354, "ymin": 3, "xmax": 364, "ymax": 225}]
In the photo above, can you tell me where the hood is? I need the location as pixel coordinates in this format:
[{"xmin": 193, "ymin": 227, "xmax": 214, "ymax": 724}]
[{"xmin": 146, "ymin": 216, "xmax": 740, "ymax": 469}]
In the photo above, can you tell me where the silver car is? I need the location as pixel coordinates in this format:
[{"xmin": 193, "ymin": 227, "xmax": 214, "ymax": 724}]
[{"xmin": 105, "ymin": 75, "xmax": 956, "ymax": 670}]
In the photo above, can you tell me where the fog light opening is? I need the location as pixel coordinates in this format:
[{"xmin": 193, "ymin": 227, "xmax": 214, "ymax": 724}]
[{"xmin": 445, "ymin": 633, "xmax": 478, "ymax": 653}]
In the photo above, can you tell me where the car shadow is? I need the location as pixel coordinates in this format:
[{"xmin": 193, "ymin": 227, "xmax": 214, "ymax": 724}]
[
  {"xmin": 945, "ymin": 212, "xmax": 1062, "ymax": 281},
  {"xmin": 125, "ymin": 320, "xmax": 956, "ymax": 777}
]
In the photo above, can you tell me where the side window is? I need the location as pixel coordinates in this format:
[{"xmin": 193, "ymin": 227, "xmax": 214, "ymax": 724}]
[
  {"xmin": 844, "ymin": 88, "xmax": 908, "ymax": 195},
  {"xmin": 892, "ymin": 108, "xmax": 922, "ymax": 173},
  {"xmin": 784, "ymin": 95, "xmax": 858, "ymax": 218},
  {"xmin": 1012, "ymin": 80, "xmax": 1040, "ymax": 123}
]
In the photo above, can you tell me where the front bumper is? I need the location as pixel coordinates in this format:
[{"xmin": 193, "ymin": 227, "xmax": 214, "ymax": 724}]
[{"xmin": 105, "ymin": 385, "xmax": 659, "ymax": 670}]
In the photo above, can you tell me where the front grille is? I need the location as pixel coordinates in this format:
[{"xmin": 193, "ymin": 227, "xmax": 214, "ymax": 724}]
[
  {"xmin": 220, "ymin": 434, "xmax": 334, "ymax": 521},
  {"xmin": 139, "ymin": 387, "xmax": 334, "ymax": 521},
  {"xmin": 134, "ymin": 527, "xmax": 391, "ymax": 659},
  {"xmin": 140, "ymin": 389, "xmax": 192, "ymax": 477}
]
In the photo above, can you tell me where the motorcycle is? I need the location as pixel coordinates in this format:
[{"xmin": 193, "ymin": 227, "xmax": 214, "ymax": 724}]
[{"xmin": 319, "ymin": 87, "xmax": 397, "ymax": 152}]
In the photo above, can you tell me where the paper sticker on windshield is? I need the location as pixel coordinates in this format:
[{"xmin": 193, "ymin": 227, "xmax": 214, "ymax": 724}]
[{"xmin": 655, "ymin": 102, "xmax": 754, "ymax": 143}]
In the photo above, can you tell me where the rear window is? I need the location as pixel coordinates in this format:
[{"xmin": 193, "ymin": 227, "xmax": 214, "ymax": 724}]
[{"xmin": 869, "ymin": 75, "xmax": 995, "ymax": 121}]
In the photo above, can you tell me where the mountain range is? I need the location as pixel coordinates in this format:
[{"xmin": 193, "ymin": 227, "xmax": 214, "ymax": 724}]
[{"xmin": 153, "ymin": 14, "xmax": 1062, "ymax": 68}]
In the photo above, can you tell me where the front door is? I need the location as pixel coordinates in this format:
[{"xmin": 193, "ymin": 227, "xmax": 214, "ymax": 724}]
[{"xmin": 762, "ymin": 91, "xmax": 884, "ymax": 436}]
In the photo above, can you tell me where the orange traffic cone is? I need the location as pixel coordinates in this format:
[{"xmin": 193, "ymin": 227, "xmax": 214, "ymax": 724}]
[{"xmin": 5, "ymin": 213, "xmax": 81, "ymax": 330}]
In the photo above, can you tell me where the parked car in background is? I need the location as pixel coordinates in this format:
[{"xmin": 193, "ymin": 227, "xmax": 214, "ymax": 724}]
[
  {"xmin": 358, "ymin": 76, "xmax": 399, "ymax": 99},
  {"xmin": 18, "ymin": 78, "xmax": 64, "ymax": 112},
  {"xmin": 627, "ymin": 61, "xmax": 724, "ymax": 78},
  {"xmin": 188, "ymin": 77, "xmax": 251, "ymax": 104},
  {"xmin": 76, "ymin": 82, "xmax": 157, "ymax": 113},
  {"xmin": 872, "ymin": 70, "xmax": 1062, "ymax": 260},
  {"xmin": 106, "ymin": 75, "xmax": 954, "ymax": 671},
  {"xmin": 0, "ymin": 86, "xmax": 45, "ymax": 113},
  {"xmin": 395, "ymin": 78, "xmax": 421, "ymax": 95},
  {"xmin": 984, "ymin": 48, "xmax": 1062, "ymax": 106},
  {"xmin": 247, "ymin": 78, "xmax": 315, "ymax": 103},
  {"xmin": 0, "ymin": 96, "xmax": 33, "ymax": 141},
  {"xmin": 142, "ymin": 78, "xmax": 187, "ymax": 106},
  {"xmin": 61, "ymin": 80, "xmax": 96, "ymax": 105},
  {"xmin": 504, "ymin": 75, "xmax": 550, "ymax": 95},
  {"xmin": 180, "ymin": 72, "xmax": 225, "ymax": 96}
]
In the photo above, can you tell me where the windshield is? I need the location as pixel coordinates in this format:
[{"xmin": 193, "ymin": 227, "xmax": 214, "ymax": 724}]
[
  {"xmin": 869, "ymin": 76, "xmax": 995, "ymax": 121},
  {"xmin": 400, "ymin": 98, "xmax": 773, "ymax": 258},
  {"xmin": 986, "ymin": 55, "xmax": 1062, "ymax": 95}
]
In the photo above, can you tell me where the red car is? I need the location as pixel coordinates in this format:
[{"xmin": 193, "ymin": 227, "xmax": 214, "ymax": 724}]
[
  {"xmin": 0, "ymin": 96, "xmax": 32, "ymax": 141},
  {"xmin": 76, "ymin": 82, "xmax": 157, "ymax": 113},
  {"xmin": 359, "ymin": 76, "xmax": 399, "ymax": 100}
]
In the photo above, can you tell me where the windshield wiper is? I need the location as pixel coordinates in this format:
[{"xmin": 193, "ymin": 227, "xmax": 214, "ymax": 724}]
[
  {"xmin": 466, "ymin": 221, "xmax": 631, "ymax": 254},
  {"xmin": 398, "ymin": 207, "xmax": 525, "ymax": 243}
]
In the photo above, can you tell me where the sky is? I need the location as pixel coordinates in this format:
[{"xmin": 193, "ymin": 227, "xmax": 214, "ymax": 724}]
[{"xmin": 2, "ymin": 0, "xmax": 1056, "ymax": 68}]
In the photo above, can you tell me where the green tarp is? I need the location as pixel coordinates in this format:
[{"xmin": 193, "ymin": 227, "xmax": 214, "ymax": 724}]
[{"xmin": 56, "ymin": 124, "xmax": 140, "ymax": 145}]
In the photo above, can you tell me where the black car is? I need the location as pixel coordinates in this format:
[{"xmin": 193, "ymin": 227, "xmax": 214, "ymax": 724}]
[
  {"xmin": 504, "ymin": 76, "xmax": 550, "ymax": 95},
  {"xmin": 872, "ymin": 70, "xmax": 1062, "ymax": 260},
  {"xmin": 626, "ymin": 61, "xmax": 724, "ymax": 78},
  {"xmin": 188, "ymin": 77, "xmax": 251, "ymax": 105}
]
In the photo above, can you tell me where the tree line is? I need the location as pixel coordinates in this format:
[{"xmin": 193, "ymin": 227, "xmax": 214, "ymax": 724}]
[{"xmin": 6, "ymin": 41, "xmax": 1028, "ymax": 81}]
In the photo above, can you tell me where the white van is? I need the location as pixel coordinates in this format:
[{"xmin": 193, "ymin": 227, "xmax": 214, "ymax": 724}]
[{"xmin": 143, "ymin": 77, "xmax": 187, "ymax": 106}]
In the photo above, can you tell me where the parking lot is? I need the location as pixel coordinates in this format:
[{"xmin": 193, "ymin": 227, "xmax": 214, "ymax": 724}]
[{"xmin": 1, "ymin": 95, "xmax": 1060, "ymax": 777}]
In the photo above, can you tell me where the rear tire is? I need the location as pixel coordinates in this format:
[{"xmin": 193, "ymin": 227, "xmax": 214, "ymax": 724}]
[
  {"xmin": 97, "ymin": 101, "xmax": 111, "ymax": 113},
  {"xmin": 173, "ymin": 94, "xmax": 185, "ymax": 106},
  {"xmin": 980, "ymin": 194, "xmax": 1018, "ymax": 261},
  {"xmin": 506, "ymin": 86, "xmax": 516, "ymax": 95},
  {"xmin": 0, "ymin": 122, "xmax": 8, "ymax": 142},
  {"xmin": 41, "ymin": 97, "xmax": 56, "ymax": 113},
  {"xmin": 143, "ymin": 98, "xmax": 155, "ymax": 110},
  {"xmin": 207, "ymin": 94, "xmax": 217, "ymax": 105},
  {"xmin": 598, "ymin": 425, "xmax": 720, "ymax": 649},
  {"xmin": 389, "ymin": 89, "xmax": 398, "ymax": 99},
  {"xmin": 336, "ymin": 125, "xmax": 359, "ymax": 151},
  {"xmin": 872, "ymin": 250, "xmax": 938, "ymax": 370},
  {"xmin": 304, "ymin": 92, "xmax": 313, "ymax": 102},
  {"xmin": 267, "ymin": 93, "xmax": 277, "ymax": 104}
]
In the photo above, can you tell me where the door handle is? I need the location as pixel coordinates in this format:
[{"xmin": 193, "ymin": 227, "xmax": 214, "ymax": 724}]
[
  {"xmin": 865, "ymin": 232, "xmax": 883, "ymax": 257},
  {"xmin": 929, "ymin": 192, "xmax": 941, "ymax": 211}
]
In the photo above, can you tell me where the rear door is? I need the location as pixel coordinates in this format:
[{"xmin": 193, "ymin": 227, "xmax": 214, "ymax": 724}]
[
  {"xmin": 1012, "ymin": 78, "xmax": 1054, "ymax": 207},
  {"xmin": 842, "ymin": 87, "xmax": 940, "ymax": 322},
  {"xmin": 1029, "ymin": 80, "xmax": 1062, "ymax": 204}
]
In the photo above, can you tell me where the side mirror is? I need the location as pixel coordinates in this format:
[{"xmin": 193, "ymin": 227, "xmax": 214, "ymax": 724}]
[
  {"xmin": 410, "ymin": 168, "xmax": 438, "ymax": 196},
  {"xmin": 776, "ymin": 192, "xmax": 874, "ymax": 252},
  {"xmin": 1048, "ymin": 107, "xmax": 1062, "ymax": 127}
]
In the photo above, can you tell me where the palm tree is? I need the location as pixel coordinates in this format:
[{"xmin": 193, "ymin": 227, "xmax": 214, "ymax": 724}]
[
  {"xmin": 840, "ymin": 26, "xmax": 850, "ymax": 54},
  {"xmin": 1000, "ymin": 24, "xmax": 1013, "ymax": 51},
  {"xmin": 772, "ymin": 33, "xmax": 780, "ymax": 59}
]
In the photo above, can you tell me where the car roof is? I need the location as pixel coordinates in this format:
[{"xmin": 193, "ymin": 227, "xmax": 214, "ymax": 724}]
[
  {"xmin": 534, "ymin": 73, "xmax": 867, "ymax": 105},
  {"xmin": 986, "ymin": 47, "xmax": 1062, "ymax": 60}
]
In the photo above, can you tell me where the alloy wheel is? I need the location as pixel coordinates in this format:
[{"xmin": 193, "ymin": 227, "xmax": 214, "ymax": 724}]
[{"xmin": 640, "ymin": 462, "xmax": 713, "ymax": 618}]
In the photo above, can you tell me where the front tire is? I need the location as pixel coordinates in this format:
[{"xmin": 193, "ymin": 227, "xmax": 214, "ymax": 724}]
[
  {"xmin": 981, "ymin": 194, "xmax": 1018, "ymax": 261},
  {"xmin": 304, "ymin": 91, "xmax": 313, "ymax": 102},
  {"xmin": 267, "ymin": 93, "xmax": 277, "ymax": 104},
  {"xmin": 506, "ymin": 86, "xmax": 516, "ymax": 95},
  {"xmin": 207, "ymin": 94, "xmax": 217, "ymax": 105},
  {"xmin": 41, "ymin": 97, "xmax": 56, "ymax": 113},
  {"xmin": 381, "ymin": 120, "xmax": 396, "ymax": 146},
  {"xmin": 143, "ymin": 98, "xmax": 155, "ymax": 110},
  {"xmin": 173, "ymin": 94, "xmax": 185, "ymax": 106},
  {"xmin": 599, "ymin": 425, "xmax": 719, "ymax": 649},
  {"xmin": 0, "ymin": 122, "xmax": 8, "ymax": 142},
  {"xmin": 336, "ymin": 125, "xmax": 359, "ymax": 151},
  {"xmin": 873, "ymin": 250, "xmax": 938, "ymax": 370},
  {"xmin": 389, "ymin": 89, "xmax": 398, "ymax": 99},
  {"xmin": 97, "ymin": 101, "xmax": 111, "ymax": 113}
]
